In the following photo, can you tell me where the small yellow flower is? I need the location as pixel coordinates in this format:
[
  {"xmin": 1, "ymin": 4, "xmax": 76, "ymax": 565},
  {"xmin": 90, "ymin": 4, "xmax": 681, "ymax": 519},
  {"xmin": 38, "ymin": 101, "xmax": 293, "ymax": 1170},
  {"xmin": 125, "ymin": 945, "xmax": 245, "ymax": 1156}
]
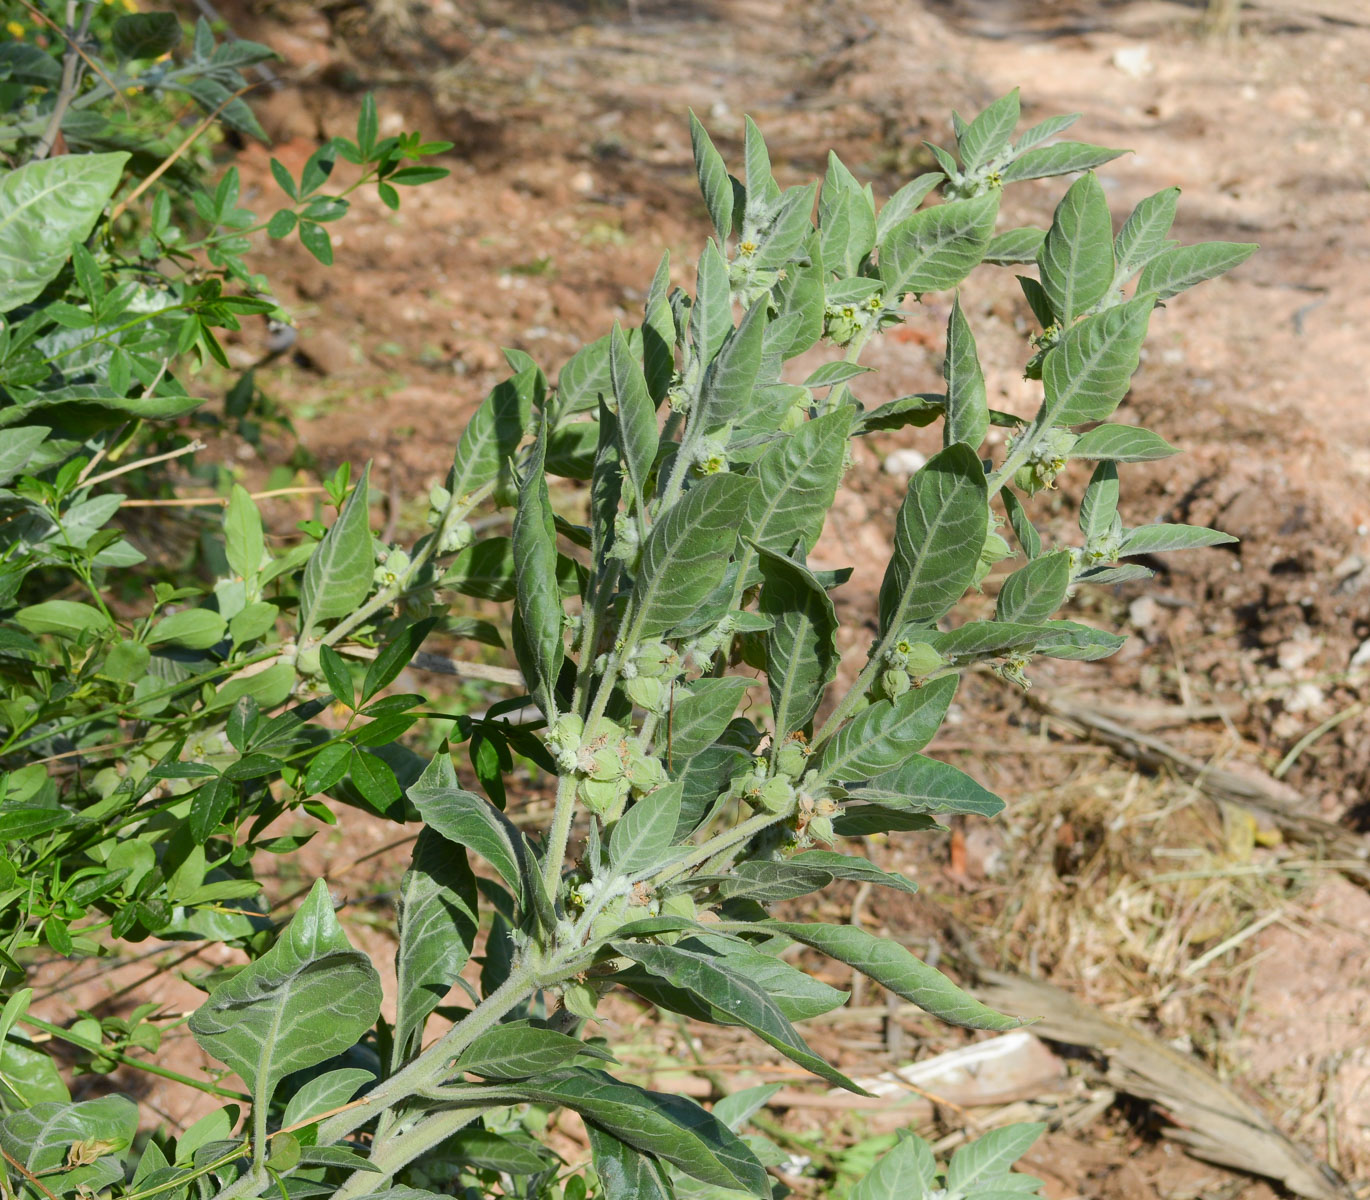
[
  {"xmin": 123, "ymin": 0, "xmax": 138, "ymax": 10},
  {"xmin": 6, "ymin": 20, "xmax": 24, "ymax": 38}
]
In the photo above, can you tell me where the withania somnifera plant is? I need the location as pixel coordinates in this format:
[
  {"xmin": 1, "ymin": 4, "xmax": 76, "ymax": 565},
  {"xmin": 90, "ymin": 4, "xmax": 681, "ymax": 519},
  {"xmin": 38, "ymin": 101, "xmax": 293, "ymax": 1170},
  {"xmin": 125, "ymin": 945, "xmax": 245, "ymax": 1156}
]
[{"xmin": 0, "ymin": 84, "xmax": 1252, "ymax": 1200}]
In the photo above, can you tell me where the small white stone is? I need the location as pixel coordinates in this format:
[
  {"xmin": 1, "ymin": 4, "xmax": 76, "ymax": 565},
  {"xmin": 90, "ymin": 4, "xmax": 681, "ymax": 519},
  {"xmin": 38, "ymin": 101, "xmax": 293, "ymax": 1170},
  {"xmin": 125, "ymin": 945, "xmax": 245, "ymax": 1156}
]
[
  {"xmin": 1284, "ymin": 683, "xmax": 1326, "ymax": 714},
  {"xmin": 1350, "ymin": 639, "xmax": 1370, "ymax": 670},
  {"xmin": 1111, "ymin": 45, "xmax": 1153, "ymax": 78},
  {"xmin": 883, "ymin": 448, "xmax": 927, "ymax": 477}
]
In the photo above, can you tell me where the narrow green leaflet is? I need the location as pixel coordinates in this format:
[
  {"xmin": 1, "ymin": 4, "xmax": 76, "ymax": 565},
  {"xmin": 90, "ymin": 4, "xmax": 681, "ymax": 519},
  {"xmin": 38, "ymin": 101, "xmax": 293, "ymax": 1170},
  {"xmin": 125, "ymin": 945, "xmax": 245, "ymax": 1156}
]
[
  {"xmin": 1029, "ymin": 620, "xmax": 1126, "ymax": 661},
  {"xmin": 1036, "ymin": 173, "xmax": 1113, "ymax": 324},
  {"xmin": 224, "ymin": 485, "xmax": 265, "ymax": 589},
  {"xmin": 857, "ymin": 754, "xmax": 1006, "ymax": 817},
  {"xmin": 995, "ymin": 551, "xmax": 1071, "ymax": 624},
  {"xmin": 666, "ymin": 677, "xmax": 755, "ymax": 760},
  {"xmin": 512, "ymin": 427, "xmax": 563, "ymax": 715},
  {"xmin": 945, "ymin": 1124, "xmax": 1046, "ymax": 1193},
  {"xmin": 449, "ymin": 367, "xmax": 535, "ymax": 499},
  {"xmin": 751, "ymin": 182, "xmax": 817, "ymax": 271},
  {"xmin": 610, "ymin": 782, "xmax": 683, "ymax": 878},
  {"xmin": 833, "ymin": 806, "xmax": 940, "ymax": 837},
  {"xmin": 298, "ymin": 463, "xmax": 373, "ymax": 636},
  {"xmin": 556, "ymin": 334, "xmax": 613, "ymax": 416},
  {"xmin": 874, "ymin": 172, "xmax": 943, "ymax": 245},
  {"xmin": 524, "ymin": 1069, "xmax": 768, "ymax": 1195},
  {"xmin": 1113, "ymin": 187, "xmax": 1179, "ymax": 282},
  {"xmin": 850, "ymin": 1136, "xmax": 937, "ymax": 1200},
  {"xmin": 741, "ymin": 408, "xmax": 852, "ymax": 577},
  {"xmin": 188, "ymin": 880, "xmax": 382, "ymax": 1103},
  {"xmin": 763, "ymin": 922, "xmax": 1021, "ymax": 1030},
  {"xmin": 820, "ymin": 152, "xmax": 877, "ymax": 278},
  {"xmin": 643, "ymin": 251, "xmax": 677, "ymax": 402},
  {"xmin": 1070, "ymin": 423, "xmax": 1177, "ymax": 462},
  {"xmin": 757, "ymin": 546, "xmax": 839, "ymax": 738},
  {"xmin": 610, "ymin": 323, "xmax": 659, "ymax": 510},
  {"xmin": 695, "ymin": 297, "xmax": 768, "ymax": 437},
  {"xmin": 631, "ymin": 474, "xmax": 755, "ymax": 637},
  {"xmin": 614, "ymin": 939, "xmax": 866, "ymax": 1094},
  {"xmin": 791, "ymin": 850, "xmax": 918, "ymax": 896},
  {"xmin": 743, "ymin": 115, "xmax": 781, "ymax": 220},
  {"xmin": 816, "ymin": 675, "xmax": 958, "ymax": 783},
  {"xmin": 1040, "ymin": 294, "xmax": 1153, "ymax": 426},
  {"xmin": 957, "ymin": 89, "xmax": 1019, "ymax": 171},
  {"xmin": 880, "ymin": 191, "xmax": 999, "ymax": 298},
  {"xmin": 458, "ymin": 1023, "xmax": 602, "ymax": 1080},
  {"xmin": 14, "ymin": 600, "xmax": 113, "ymax": 638},
  {"xmin": 714, "ymin": 860, "xmax": 835, "ymax": 903},
  {"xmin": 943, "ymin": 296, "xmax": 988, "ymax": 449},
  {"xmin": 690, "ymin": 112, "xmax": 734, "ymax": 243},
  {"xmin": 1120, "ymin": 523, "xmax": 1237, "ymax": 555},
  {"xmin": 147, "ymin": 609, "xmax": 227, "ymax": 649},
  {"xmin": 683, "ymin": 931, "xmax": 848, "ymax": 1020},
  {"xmin": 692, "ymin": 240, "xmax": 732, "ymax": 368},
  {"xmin": 392, "ymin": 827, "xmax": 478, "ymax": 1061},
  {"xmin": 1136, "ymin": 240, "xmax": 1257, "ymax": 301},
  {"xmin": 878, "ymin": 443, "xmax": 988, "ymax": 635},
  {"xmin": 0, "ymin": 153, "xmax": 130, "ymax": 314}
]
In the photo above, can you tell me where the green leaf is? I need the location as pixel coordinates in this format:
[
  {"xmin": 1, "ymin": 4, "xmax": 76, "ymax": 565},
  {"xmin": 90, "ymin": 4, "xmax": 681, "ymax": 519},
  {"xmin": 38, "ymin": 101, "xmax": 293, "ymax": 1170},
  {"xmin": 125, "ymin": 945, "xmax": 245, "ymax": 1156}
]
[
  {"xmin": 1079, "ymin": 462, "xmax": 1119, "ymax": 545},
  {"xmin": 819, "ymin": 152, "xmax": 877, "ymax": 278},
  {"xmin": 0, "ymin": 807, "xmax": 73, "ymax": 841},
  {"xmin": 209, "ymin": 662, "xmax": 295, "ymax": 713},
  {"xmin": 631, "ymin": 474, "xmax": 755, "ymax": 638},
  {"xmin": 1070, "ymin": 423, "xmax": 1177, "ymax": 462},
  {"xmin": 393, "ymin": 825, "xmax": 478, "ymax": 1060},
  {"xmin": 1113, "ymin": 187, "xmax": 1179, "ymax": 282},
  {"xmin": 879, "ymin": 191, "xmax": 999, "ymax": 298},
  {"xmin": 1040, "ymin": 294, "xmax": 1153, "ymax": 426},
  {"xmin": 1136, "ymin": 240, "xmax": 1257, "ymax": 301},
  {"xmin": 743, "ymin": 408, "xmax": 853, "ymax": 573},
  {"xmin": 362, "ymin": 617, "xmax": 437, "ymax": 703},
  {"xmin": 850, "ymin": 1135, "xmax": 937, "ymax": 1200},
  {"xmin": 0, "ymin": 153, "xmax": 130, "ymax": 314},
  {"xmin": 691, "ymin": 240, "xmax": 732, "ymax": 368},
  {"xmin": 666, "ymin": 677, "xmax": 755, "ymax": 760},
  {"xmin": 946, "ymin": 1124, "xmax": 1046, "ymax": 1192},
  {"xmin": 1001, "ymin": 141, "xmax": 1125, "ymax": 184},
  {"xmin": 614, "ymin": 939, "xmax": 867, "ymax": 1094},
  {"xmin": 1028, "ymin": 620, "xmax": 1126, "ymax": 661},
  {"xmin": 281, "ymin": 1067, "xmax": 374, "ymax": 1129},
  {"xmin": 803, "ymin": 361, "xmax": 872, "ymax": 388},
  {"xmin": 525, "ymin": 1068, "xmax": 768, "ymax": 1194},
  {"xmin": 0, "ymin": 425, "xmax": 48, "ymax": 486},
  {"xmin": 512, "ymin": 426, "xmax": 564, "ymax": 716},
  {"xmin": 14, "ymin": 600, "xmax": 113, "ymax": 638},
  {"xmin": 609, "ymin": 324, "xmax": 659, "ymax": 511},
  {"xmin": 751, "ymin": 182, "xmax": 818, "ymax": 271},
  {"xmin": 458, "ymin": 1024, "xmax": 598, "ymax": 1080},
  {"xmin": 147, "ymin": 608, "xmax": 227, "ymax": 650},
  {"xmin": 856, "ymin": 392, "xmax": 945, "ymax": 434},
  {"xmin": 995, "ymin": 551, "xmax": 1071, "ymax": 624},
  {"xmin": 189, "ymin": 776, "xmax": 235, "ymax": 842},
  {"xmin": 742, "ymin": 114, "xmax": 781, "ymax": 221},
  {"xmin": 983, "ymin": 227, "xmax": 1045, "ymax": 267},
  {"xmin": 874, "ymin": 172, "xmax": 944, "ymax": 245},
  {"xmin": 0, "ymin": 43, "xmax": 61, "ymax": 87},
  {"xmin": 298, "ymin": 220, "xmax": 333, "ymax": 265},
  {"xmin": 112, "ymin": 11, "xmax": 182, "ymax": 59},
  {"xmin": 302, "ymin": 742, "xmax": 352, "ymax": 796},
  {"xmin": 298, "ymin": 463, "xmax": 373, "ymax": 636},
  {"xmin": 318, "ymin": 644, "xmax": 354, "ymax": 708},
  {"xmin": 409, "ymin": 777, "xmax": 529, "ymax": 910},
  {"xmin": 715, "ymin": 860, "xmax": 834, "ymax": 903},
  {"xmin": 1036, "ymin": 173, "xmax": 1113, "ymax": 324},
  {"xmin": 764, "ymin": 922, "xmax": 1021, "ymax": 1031},
  {"xmin": 816, "ymin": 674, "xmax": 957, "ymax": 784},
  {"xmin": 449, "ymin": 367, "xmax": 535, "ymax": 499},
  {"xmin": 1120, "ymin": 523, "xmax": 1237, "ymax": 555},
  {"xmin": 695, "ymin": 297, "xmax": 768, "ymax": 437},
  {"xmin": 610, "ymin": 783, "xmax": 683, "ymax": 879},
  {"xmin": 556, "ymin": 335, "xmax": 613, "ymax": 416},
  {"xmin": 943, "ymin": 296, "xmax": 988, "ymax": 449},
  {"xmin": 689, "ymin": 112, "xmax": 734, "ymax": 243},
  {"xmin": 878, "ymin": 444, "xmax": 988, "ymax": 636},
  {"xmin": 0, "ymin": 1095, "xmax": 137, "ymax": 1190},
  {"xmin": 643, "ymin": 252, "xmax": 676, "ymax": 403},
  {"xmin": 958, "ymin": 89, "xmax": 1019, "ymax": 171},
  {"xmin": 855, "ymin": 755, "xmax": 1006, "ymax": 818},
  {"xmin": 586, "ymin": 1125, "xmax": 674, "ymax": 1200},
  {"xmin": 442, "ymin": 537, "xmax": 516, "ymax": 601},
  {"xmin": 224, "ymin": 484, "xmax": 265, "ymax": 588},
  {"xmin": 832, "ymin": 806, "xmax": 942, "ymax": 836},
  {"xmin": 757, "ymin": 546, "xmax": 839, "ymax": 739},
  {"xmin": 792, "ymin": 850, "xmax": 918, "ymax": 896}
]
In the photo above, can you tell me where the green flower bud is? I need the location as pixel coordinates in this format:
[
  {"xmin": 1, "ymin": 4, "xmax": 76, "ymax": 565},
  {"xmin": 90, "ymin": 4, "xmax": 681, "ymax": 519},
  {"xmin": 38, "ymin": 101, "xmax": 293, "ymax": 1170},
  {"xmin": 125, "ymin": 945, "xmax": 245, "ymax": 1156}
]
[
  {"xmin": 578, "ymin": 775, "xmax": 625, "ymax": 816},
  {"xmin": 660, "ymin": 893, "xmax": 696, "ymax": 922},
  {"xmin": 625, "ymin": 675, "xmax": 665, "ymax": 714},
  {"xmin": 295, "ymin": 646, "xmax": 322, "ymax": 678},
  {"xmin": 881, "ymin": 667, "xmax": 911, "ymax": 700},
  {"xmin": 807, "ymin": 814, "xmax": 835, "ymax": 844},
  {"xmin": 627, "ymin": 751, "xmax": 667, "ymax": 795},
  {"xmin": 438, "ymin": 520, "xmax": 474, "ymax": 555},
  {"xmin": 756, "ymin": 776, "xmax": 796, "ymax": 814},
  {"xmin": 562, "ymin": 981, "xmax": 602, "ymax": 1021},
  {"xmin": 775, "ymin": 738, "xmax": 810, "ymax": 780},
  {"xmin": 903, "ymin": 641, "xmax": 944, "ymax": 677}
]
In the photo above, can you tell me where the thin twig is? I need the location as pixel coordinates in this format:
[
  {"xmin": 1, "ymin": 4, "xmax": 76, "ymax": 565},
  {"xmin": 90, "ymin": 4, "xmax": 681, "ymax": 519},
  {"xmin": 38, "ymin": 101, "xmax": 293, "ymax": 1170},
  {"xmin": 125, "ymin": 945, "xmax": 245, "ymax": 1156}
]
[
  {"xmin": 337, "ymin": 643, "xmax": 524, "ymax": 686},
  {"xmin": 120, "ymin": 486, "xmax": 327, "ymax": 509},
  {"xmin": 83, "ymin": 440, "xmax": 205, "ymax": 488},
  {"xmin": 108, "ymin": 83, "xmax": 257, "ymax": 224},
  {"xmin": 0, "ymin": 1148, "xmax": 60, "ymax": 1200},
  {"xmin": 31, "ymin": 1, "xmax": 82, "ymax": 162}
]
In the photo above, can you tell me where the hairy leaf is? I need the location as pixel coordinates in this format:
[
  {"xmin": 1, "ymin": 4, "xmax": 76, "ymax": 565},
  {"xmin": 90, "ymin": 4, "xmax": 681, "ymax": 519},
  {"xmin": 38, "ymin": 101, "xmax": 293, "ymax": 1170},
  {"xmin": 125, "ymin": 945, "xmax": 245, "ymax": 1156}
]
[
  {"xmin": 817, "ymin": 675, "xmax": 958, "ymax": 783},
  {"xmin": 856, "ymin": 755, "xmax": 1006, "ymax": 817},
  {"xmin": 298, "ymin": 464, "xmax": 373, "ymax": 636},
  {"xmin": 880, "ymin": 191, "xmax": 999, "ymax": 298},
  {"xmin": 1036, "ymin": 173, "xmax": 1113, "ymax": 324},
  {"xmin": 757, "ymin": 545, "xmax": 839, "ymax": 738}
]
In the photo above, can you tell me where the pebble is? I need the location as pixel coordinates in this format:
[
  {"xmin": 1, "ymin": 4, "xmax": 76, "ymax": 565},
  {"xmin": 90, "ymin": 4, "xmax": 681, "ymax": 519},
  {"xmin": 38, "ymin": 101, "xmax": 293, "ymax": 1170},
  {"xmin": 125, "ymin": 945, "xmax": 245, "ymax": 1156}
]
[{"xmin": 883, "ymin": 448, "xmax": 927, "ymax": 477}]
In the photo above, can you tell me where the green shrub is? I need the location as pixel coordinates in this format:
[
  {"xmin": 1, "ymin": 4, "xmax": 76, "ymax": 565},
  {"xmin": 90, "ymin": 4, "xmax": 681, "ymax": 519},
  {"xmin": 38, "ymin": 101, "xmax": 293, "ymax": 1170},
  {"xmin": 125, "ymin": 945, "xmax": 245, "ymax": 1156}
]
[{"xmin": 1, "ymin": 26, "xmax": 1252, "ymax": 1195}]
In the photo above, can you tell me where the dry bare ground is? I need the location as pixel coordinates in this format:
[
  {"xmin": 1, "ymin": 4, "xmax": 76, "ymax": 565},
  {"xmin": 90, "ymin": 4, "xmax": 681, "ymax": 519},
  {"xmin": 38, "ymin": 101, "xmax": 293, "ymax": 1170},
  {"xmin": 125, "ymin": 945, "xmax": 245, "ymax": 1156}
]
[{"xmin": 29, "ymin": 1, "xmax": 1370, "ymax": 1196}]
